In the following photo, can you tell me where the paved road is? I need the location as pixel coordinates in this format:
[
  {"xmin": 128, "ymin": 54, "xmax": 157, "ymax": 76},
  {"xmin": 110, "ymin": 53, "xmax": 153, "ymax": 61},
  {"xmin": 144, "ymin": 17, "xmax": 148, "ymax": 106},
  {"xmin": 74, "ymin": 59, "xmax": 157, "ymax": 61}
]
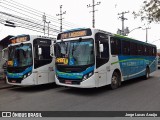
[{"xmin": 0, "ymin": 69, "xmax": 160, "ymax": 111}]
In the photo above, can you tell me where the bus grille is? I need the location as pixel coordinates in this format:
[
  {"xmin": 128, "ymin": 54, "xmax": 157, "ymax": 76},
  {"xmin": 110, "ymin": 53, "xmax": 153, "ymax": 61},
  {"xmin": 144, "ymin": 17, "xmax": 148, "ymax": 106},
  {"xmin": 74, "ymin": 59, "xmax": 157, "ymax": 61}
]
[
  {"xmin": 58, "ymin": 77, "xmax": 82, "ymax": 85},
  {"xmin": 8, "ymin": 78, "xmax": 23, "ymax": 83}
]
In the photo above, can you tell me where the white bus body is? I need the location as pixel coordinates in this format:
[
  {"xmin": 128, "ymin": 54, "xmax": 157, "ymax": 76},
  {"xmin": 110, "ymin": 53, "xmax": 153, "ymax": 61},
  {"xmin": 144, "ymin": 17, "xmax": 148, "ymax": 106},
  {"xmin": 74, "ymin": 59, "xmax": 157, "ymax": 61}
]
[
  {"xmin": 54, "ymin": 28, "xmax": 157, "ymax": 89},
  {"xmin": 3, "ymin": 35, "xmax": 56, "ymax": 86}
]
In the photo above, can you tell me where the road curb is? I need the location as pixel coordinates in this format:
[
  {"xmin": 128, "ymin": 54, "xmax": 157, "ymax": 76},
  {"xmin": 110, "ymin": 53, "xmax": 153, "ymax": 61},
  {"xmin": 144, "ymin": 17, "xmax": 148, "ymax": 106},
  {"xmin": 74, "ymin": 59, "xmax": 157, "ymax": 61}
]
[
  {"xmin": 0, "ymin": 85, "xmax": 14, "ymax": 90},
  {"xmin": 0, "ymin": 80, "xmax": 14, "ymax": 90}
]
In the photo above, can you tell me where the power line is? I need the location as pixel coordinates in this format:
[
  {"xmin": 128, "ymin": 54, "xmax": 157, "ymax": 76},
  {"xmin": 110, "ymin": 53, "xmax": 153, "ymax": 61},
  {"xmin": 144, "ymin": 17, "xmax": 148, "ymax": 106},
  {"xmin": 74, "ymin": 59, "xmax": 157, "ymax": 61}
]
[
  {"xmin": 0, "ymin": 5, "xmax": 42, "ymax": 23},
  {"xmin": 0, "ymin": 19, "xmax": 44, "ymax": 34},
  {"xmin": 1, "ymin": 0, "xmax": 82, "ymax": 28},
  {"xmin": 0, "ymin": 3, "xmax": 76, "ymax": 30},
  {"xmin": 0, "ymin": 12, "xmax": 60, "ymax": 35},
  {"xmin": 0, "ymin": 9, "xmax": 61, "ymax": 31},
  {"xmin": 0, "ymin": 1, "xmax": 42, "ymax": 18},
  {"xmin": 0, "ymin": 0, "xmax": 84, "ymax": 36}
]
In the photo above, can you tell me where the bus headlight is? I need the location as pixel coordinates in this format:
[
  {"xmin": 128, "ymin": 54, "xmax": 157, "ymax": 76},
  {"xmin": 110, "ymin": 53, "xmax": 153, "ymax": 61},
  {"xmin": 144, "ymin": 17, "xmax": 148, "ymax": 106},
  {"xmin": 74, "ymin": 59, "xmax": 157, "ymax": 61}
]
[
  {"xmin": 82, "ymin": 72, "xmax": 94, "ymax": 81},
  {"xmin": 83, "ymin": 75, "xmax": 88, "ymax": 81},
  {"xmin": 23, "ymin": 72, "xmax": 31, "ymax": 79},
  {"xmin": 88, "ymin": 72, "xmax": 93, "ymax": 77},
  {"xmin": 23, "ymin": 75, "xmax": 27, "ymax": 79},
  {"xmin": 28, "ymin": 72, "xmax": 31, "ymax": 76}
]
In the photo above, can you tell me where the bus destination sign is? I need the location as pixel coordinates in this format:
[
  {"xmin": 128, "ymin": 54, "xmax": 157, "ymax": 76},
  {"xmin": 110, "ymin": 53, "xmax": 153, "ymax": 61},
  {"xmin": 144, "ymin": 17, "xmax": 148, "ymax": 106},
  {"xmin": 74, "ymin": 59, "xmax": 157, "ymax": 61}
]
[
  {"xmin": 10, "ymin": 36, "xmax": 29, "ymax": 44},
  {"xmin": 57, "ymin": 29, "xmax": 92, "ymax": 40}
]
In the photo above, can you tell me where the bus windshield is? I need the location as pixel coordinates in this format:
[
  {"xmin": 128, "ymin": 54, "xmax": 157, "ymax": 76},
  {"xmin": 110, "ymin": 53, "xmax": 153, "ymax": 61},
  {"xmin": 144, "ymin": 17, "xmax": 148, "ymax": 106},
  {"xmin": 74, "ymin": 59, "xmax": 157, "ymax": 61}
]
[
  {"xmin": 8, "ymin": 43, "xmax": 33, "ymax": 67},
  {"xmin": 56, "ymin": 39, "xmax": 94, "ymax": 66}
]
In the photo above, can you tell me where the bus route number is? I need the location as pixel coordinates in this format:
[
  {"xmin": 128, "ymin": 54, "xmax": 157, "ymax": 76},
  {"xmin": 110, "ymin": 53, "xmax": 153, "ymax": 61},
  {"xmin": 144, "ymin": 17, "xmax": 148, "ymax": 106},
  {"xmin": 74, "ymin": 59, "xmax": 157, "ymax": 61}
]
[
  {"xmin": 56, "ymin": 58, "xmax": 68, "ymax": 65},
  {"xmin": 7, "ymin": 61, "xmax": 13, "ymax": 66}
]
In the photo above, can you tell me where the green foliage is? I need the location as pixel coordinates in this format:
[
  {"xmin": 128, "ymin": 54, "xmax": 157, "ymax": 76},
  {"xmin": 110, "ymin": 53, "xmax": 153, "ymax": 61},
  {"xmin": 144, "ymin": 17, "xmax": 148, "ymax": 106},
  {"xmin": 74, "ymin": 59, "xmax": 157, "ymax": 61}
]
[{"xmin": 133, "ymin": 0, "xmax": 160, "ymax": 23}]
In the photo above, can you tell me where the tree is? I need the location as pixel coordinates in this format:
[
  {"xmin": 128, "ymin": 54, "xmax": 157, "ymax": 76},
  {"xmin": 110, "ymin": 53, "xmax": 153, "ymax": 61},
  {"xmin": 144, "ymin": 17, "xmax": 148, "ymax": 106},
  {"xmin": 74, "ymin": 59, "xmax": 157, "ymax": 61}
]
[{"xmin": 133, "ymin": 0, "xmax": 160, "ymax": 23}]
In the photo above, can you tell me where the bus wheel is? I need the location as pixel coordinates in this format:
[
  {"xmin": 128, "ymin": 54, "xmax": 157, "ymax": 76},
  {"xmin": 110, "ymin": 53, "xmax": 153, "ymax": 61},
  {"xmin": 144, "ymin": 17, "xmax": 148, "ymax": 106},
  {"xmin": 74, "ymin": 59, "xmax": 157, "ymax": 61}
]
[
  {"xmin": 144, "ymin": 67, "xmax": 150, "ymax": 80},
  {"xmin": 111, "ymin": 72, "xmax": 120, "ymax": 89}
]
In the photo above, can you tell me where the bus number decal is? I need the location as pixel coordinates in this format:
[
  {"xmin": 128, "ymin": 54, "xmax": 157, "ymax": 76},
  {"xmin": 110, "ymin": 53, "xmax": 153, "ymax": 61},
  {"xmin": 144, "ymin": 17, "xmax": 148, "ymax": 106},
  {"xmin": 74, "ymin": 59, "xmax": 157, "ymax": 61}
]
[
  {"xmin": 7, "ymin": 60, "xmax": 13, "ymax": 66},
  {"xmin": 56, "ymin": 58, "xmax": 68, "ymax": 65}
]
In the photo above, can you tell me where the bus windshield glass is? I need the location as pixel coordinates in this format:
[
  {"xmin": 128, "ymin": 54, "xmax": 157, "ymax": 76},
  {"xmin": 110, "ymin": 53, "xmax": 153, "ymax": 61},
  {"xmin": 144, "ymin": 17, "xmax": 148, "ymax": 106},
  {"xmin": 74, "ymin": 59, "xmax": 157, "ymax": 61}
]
[
  {"xmin": 55, "ymin": 39, "xmax": 94, "ymax": 66},
  {"xmin": 8, "ymin": 43, "xmax": 33, "ymax": 67}
]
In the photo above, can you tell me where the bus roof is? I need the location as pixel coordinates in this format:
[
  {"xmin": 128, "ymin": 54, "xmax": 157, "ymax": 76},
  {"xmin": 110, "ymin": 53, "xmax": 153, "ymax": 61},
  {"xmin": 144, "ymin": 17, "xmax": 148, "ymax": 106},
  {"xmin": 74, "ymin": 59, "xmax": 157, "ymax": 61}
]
[{"xmin": 58, "ymin": 28, "xmax": 156, "ymax": 47}]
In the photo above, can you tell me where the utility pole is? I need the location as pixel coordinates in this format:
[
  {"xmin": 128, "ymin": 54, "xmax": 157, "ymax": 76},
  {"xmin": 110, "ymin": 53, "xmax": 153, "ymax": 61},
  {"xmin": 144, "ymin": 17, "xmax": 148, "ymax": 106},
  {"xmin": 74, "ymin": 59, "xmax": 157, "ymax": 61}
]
[
  {"xmin": 118, "ymin": 11, "xmax": 129, "ymax": 35},
  {"xmin": 42, "ymin": 13, "xmax": 46, "ymax": 35},
  {"xmin": 56, "ymin": 5, "xmax": 66, "ymax": 32},
  {"xmin": 143, "ymin": 27, "xmax": 151, "ymax": 43},
  {"xmin": 87, "ymin": 0, "xmax": 101, "ymax": 28},
  {"xmin": 42, "ymin": 13, "xmax": 51, "ymax": 36},
  {"xmin": 46, "ymin": 21, "xmax": 50, "ymax": 36}
]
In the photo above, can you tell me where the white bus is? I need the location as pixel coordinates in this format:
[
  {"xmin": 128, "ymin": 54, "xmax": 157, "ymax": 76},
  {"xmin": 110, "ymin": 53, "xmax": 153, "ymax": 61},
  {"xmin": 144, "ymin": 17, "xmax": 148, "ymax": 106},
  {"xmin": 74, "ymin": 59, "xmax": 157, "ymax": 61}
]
[
  {"xmin": 2, "ymin": 34, "xmax": 56, "ymax": 85},
  {"xmin": 52, "ymin": 28, "xmax": 157, "ymax": 89}
]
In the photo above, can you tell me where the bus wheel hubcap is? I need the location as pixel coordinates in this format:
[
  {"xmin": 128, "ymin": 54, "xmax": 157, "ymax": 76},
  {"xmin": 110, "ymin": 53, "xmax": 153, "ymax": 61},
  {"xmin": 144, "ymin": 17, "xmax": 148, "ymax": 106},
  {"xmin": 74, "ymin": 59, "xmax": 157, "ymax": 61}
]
[{"xmin": 112, "ymin": 76, "xmax": 117, "ymax": 85}]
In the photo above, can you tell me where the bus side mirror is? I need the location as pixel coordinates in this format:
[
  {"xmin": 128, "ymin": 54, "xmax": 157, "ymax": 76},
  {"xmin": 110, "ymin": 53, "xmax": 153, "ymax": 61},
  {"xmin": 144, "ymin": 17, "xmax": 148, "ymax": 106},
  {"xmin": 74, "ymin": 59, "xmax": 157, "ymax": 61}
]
[
  {"xmin": 38, "ymin": 47, "xmax": 42, "ymax": 55},
  {"xmin": 99, "ymin": 44, "xmax": 104, "ymax": 52},
  {"xmin": 2, "ymin": 47, "xmax": 8, "ymax": 61},
  {"xmin": 50, "ymin": 44, "xmax": 55, "ymax": 57}
]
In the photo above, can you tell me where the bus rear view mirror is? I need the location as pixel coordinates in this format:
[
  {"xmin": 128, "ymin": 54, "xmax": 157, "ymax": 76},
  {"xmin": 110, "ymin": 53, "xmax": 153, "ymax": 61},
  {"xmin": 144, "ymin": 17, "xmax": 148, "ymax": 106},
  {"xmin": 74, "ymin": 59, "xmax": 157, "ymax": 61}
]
[
  {"xmin": 38, "ymin": 47, "xmax": 42, "ymax": 55},
  {"xmin": 50, "ymin": 45, "xmax": 54, "ymax": 57},
  {"xmin": 99, "ymin": 44, "xmax": 104, "ymax": 52},
  {"xmin": 2, "ymin": 47, "xmax": 8, "ymax": 61}
]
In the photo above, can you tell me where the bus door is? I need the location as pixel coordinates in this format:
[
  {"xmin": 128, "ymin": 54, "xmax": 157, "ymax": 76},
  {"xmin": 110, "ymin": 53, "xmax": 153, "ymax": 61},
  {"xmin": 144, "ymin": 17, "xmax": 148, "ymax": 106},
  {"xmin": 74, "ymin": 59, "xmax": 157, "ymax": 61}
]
[
  {"xmin": 37, "ymin": 69, "xmax": 50, "ymax": 84},
  {"xmin": 33, "ymin": 38, "xmax": 53, "ymax": 84},
  {"xmin": 95, "ymin": 33, "xmax": 110, "ymax": 87}
]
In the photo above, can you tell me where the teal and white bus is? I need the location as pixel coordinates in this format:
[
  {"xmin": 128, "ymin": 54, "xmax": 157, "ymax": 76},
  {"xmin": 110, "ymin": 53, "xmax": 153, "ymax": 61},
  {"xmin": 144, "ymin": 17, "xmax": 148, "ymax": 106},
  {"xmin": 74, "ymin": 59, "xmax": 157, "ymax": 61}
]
[
  {"xmin": 2, "ymin": 35, "xmax": 56, "ymax": 85},
  {"xmin": 52, "ymin": 28, "xmax": 157, "ymax": 89}
]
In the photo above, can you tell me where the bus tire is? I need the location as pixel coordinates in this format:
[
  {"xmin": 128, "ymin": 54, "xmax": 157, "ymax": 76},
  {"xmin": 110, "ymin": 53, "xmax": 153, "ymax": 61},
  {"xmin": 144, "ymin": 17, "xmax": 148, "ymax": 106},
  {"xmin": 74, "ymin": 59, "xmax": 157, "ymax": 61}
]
[
  {"xmin": 111, "ymin": 72, "xmax": 120, "ymax": 89},
  {"xmin": 144, "ymin": 67, "xmax": 150, "ymax": 80}
]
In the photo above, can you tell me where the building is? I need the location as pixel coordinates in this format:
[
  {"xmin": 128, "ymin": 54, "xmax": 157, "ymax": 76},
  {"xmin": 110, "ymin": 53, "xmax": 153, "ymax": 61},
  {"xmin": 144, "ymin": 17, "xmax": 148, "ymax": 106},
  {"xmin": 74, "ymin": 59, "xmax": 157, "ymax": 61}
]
[{"xmin": 0, "ymin": 35, "xmax": 14, "ymax": 79}]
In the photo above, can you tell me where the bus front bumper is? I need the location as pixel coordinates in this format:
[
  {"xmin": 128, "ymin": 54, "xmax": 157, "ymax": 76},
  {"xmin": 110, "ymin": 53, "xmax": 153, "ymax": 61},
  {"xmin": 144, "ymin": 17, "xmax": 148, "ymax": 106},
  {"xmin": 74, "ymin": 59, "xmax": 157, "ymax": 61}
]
[{"xmin": 55, "ymin": 75, "xmax": 97, "ymax": 88}]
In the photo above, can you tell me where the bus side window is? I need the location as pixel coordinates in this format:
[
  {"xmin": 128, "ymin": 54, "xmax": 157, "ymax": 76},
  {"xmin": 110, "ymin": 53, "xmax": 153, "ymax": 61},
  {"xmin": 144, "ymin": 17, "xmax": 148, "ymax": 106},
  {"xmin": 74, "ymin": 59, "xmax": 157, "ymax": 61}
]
[
  {"xmin": 137, "ymin": 44, "xmax": 144, "ymax": 55},
  {"xmin": 110, "ymin": 37, "xmax": 121, "ymax": 55},
  {"xmin": 148, "ymin": 46, "xmax": 152, "ymax": 56},
  {"xmin": 143, "ymin": 45, "xmax": 147, "ymax": 56},
  {"xmin": 153, "ymin": 47, "xmax": 157, "ymax": 56},
  {"xmin": 130, "ymin": 42, "xmax": 138, "ymax": 55},
  {"xmin": 122, "ymin": 40, "xmax": 130, "ymax": 55}
]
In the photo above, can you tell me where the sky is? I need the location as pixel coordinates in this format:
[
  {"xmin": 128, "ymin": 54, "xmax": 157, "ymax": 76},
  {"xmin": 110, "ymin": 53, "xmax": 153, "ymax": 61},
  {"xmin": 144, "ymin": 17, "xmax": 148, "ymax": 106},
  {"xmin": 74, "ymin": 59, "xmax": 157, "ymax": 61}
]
[{"xmin": 0, "ymin": 0, "xmax": 160, "ymax": 48}]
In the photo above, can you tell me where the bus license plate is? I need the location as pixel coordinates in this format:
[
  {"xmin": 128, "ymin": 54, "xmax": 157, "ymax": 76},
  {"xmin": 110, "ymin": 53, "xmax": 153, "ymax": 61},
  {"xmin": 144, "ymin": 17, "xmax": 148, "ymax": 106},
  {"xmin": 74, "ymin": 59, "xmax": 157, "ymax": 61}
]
[
  {"xmin": 11, "ymin": 80, "xmax": 16, "ymax": 83},
  {"xmin": 65, "ymin": 80, "xmax": 72, "ymax": 84}
]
